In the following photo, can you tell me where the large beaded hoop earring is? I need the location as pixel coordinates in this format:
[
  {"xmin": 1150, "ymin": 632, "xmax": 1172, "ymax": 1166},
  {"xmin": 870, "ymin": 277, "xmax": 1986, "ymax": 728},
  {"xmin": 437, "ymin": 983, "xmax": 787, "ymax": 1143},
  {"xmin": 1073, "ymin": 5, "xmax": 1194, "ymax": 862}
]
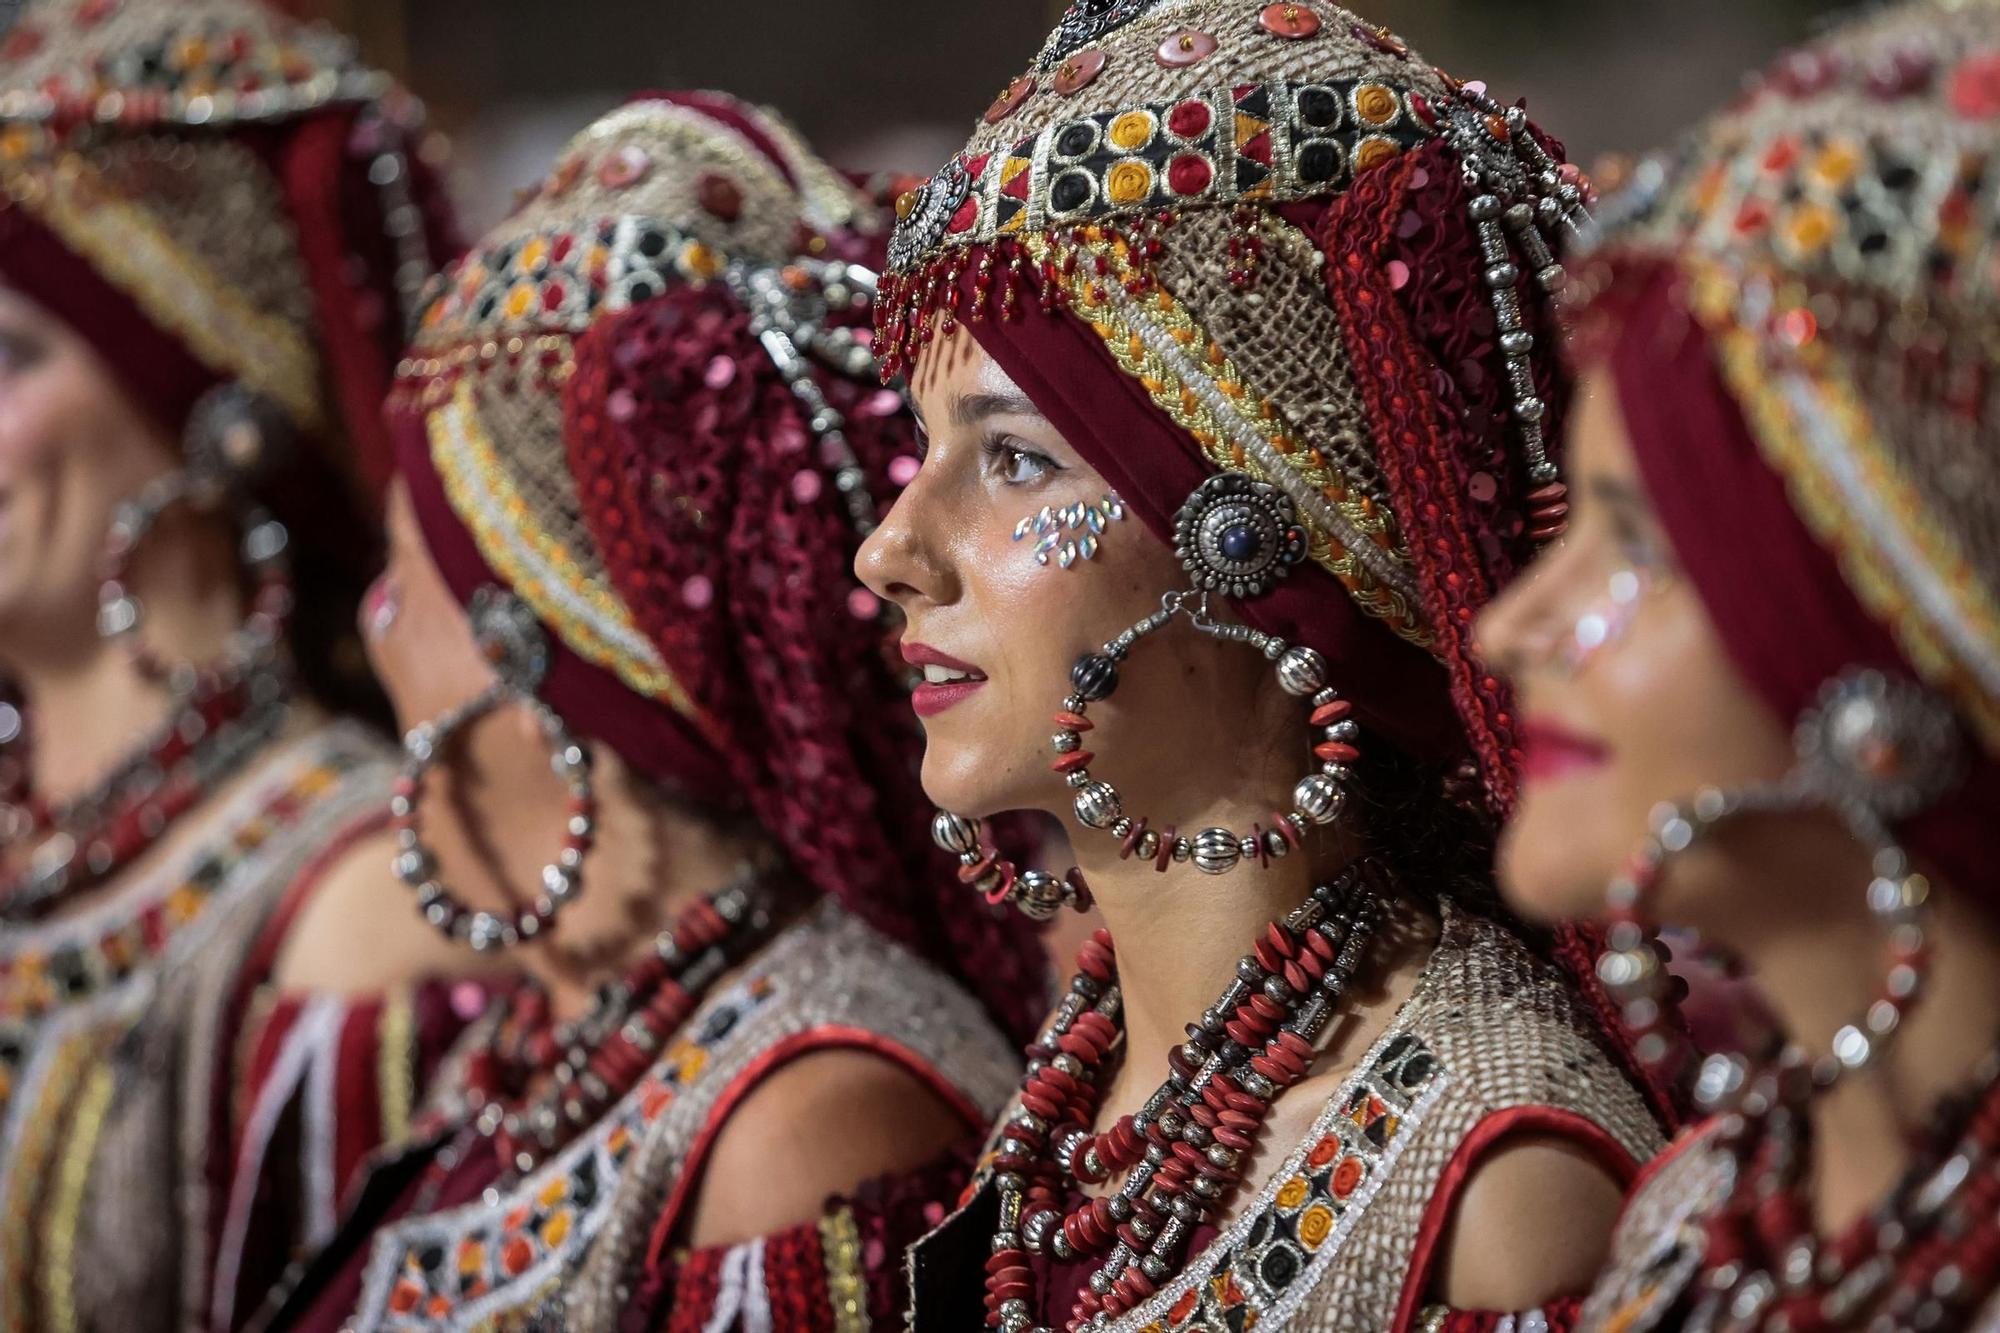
[
  {"xmin": 391, "ymin": 588, "xmax": 598, "ymax": 952},
  {"xmin": 933, "ymin": 472, "xmax": 1362, "ymax": 919},
  {"xmin": 96, "ymin": 384, "xmax": 295, "ymax": 692},
  {"xmin": 1595, "ymin": 669, "xmax": 1966, "ymax": 1091}
]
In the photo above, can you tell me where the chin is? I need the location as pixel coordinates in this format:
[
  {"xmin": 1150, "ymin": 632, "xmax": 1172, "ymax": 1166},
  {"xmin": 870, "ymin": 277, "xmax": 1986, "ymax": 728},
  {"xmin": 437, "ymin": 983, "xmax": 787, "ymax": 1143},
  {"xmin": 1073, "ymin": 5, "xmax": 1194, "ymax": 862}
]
[
  {"xmin": 918, "ymin": 740, "xmax": 1037, "ymax": 824},
  {"xmin": 1494, "ymin": 790, "xmax": 1619, "ymax": 926}
]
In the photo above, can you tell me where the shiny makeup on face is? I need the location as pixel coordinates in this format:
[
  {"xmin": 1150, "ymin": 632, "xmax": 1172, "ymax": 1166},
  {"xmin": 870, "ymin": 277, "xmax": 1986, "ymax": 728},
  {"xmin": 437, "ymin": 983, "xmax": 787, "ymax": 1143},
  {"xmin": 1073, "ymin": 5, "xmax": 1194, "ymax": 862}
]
[
  {"xmin": 902, "ymin": 641, "xmax": 988, "ymax": 717},
  {"xmin": 1012, "ymin": 492, "xmax": 1126, "ymax": 570}
]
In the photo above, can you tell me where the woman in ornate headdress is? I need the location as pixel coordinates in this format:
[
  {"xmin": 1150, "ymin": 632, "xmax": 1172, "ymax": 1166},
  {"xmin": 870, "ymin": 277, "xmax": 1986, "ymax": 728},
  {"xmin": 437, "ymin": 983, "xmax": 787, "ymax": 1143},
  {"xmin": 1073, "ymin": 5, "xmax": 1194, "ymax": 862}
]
[
  {"xmin": 1478, "ymin": 3, "xmax": 2000, "ymax": 1328},
  {"xmin": 859, "ymin": 3, "xmax": 1673, "ymax": 1330},
  {"xmin": 0, "ymin": 0, "xmax": 461, "ymax": 1326},
  {"xmin": 261, "ymin": 90, "xmax": 1046, "ymax": 1332}
]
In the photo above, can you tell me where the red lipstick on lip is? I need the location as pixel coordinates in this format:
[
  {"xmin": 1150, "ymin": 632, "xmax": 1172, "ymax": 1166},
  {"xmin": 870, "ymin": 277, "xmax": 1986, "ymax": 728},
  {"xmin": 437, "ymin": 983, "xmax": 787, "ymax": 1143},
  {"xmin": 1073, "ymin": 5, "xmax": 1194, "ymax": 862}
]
[
  {"xmin": 903, "ymin": 642, "xmax": 988, "ymax": 718},
  {"xmin": 1517, "ymin": 716, "xmax": 1611, "ymax": 784}
]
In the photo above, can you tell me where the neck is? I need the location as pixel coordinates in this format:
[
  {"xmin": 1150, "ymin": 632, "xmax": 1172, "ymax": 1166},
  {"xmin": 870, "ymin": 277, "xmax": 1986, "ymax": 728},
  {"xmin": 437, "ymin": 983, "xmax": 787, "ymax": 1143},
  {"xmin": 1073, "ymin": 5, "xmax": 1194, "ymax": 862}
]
[
  {"xmin": 1726, "ymin": 841, "xmax": 2000, "ymax": 1232},
  {"xmin": 435, "ymin": 732, "xmax": 761, "ymax": 1023},
  {"xmin": 1067, "ymin": 809, "xmax": 1363, "ymax": 1084}
]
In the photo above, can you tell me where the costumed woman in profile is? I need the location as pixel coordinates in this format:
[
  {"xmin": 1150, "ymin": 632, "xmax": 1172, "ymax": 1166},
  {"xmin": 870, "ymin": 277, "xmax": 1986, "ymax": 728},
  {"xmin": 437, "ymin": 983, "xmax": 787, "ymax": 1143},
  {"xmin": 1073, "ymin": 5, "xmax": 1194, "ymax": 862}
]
[
  {"xmin": 0, "ymin": 0, "xmax": 464, "ymax": 1326},
  {"xmin": 263, "ymin": 90, "xmax": 1047, "ymax": 1332},
  {"xmin": 1479, "ymin": 3, "xmax": 2000, "ymax": 1327},
  {"xmin": 858, "ymin": 3, "xmax": 1675, "ymax": 1329}
]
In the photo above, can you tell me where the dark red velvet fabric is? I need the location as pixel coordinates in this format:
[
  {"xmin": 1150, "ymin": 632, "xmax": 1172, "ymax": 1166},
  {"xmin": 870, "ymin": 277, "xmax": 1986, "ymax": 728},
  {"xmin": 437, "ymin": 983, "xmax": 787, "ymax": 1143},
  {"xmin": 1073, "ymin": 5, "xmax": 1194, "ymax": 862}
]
[{"xmin": 1604, "ymin": 262, "xmax": 2000, "ymax": 904}]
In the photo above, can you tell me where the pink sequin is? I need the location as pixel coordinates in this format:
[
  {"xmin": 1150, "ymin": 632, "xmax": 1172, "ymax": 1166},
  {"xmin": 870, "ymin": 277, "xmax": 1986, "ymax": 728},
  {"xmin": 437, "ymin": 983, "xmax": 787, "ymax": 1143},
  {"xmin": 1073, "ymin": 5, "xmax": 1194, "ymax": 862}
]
[
  {"xmin": 860, "ymin": 388, "xmax": 904, "ymax": 418},
  {"xmin": 1386, "ymin": 260, "xmax": 1411, "ymax": 291},
  {"xmin": 888, "ymin": 455, "xmax": 921, "ymax": 486},
  {"xmin": 681, "ymin": 574, "xmax": 714, "ymax": 610},
  {"xmin": 791, "ymin": 469, "xmax": 824, "ymax": 503},
  {"xmin": 449, "ymin": 982, "xmax": 488, "ymax": 1021},
  {"xmin": 704, "ymin": 356, "xmax": 737, "ymax": 390},
  {"xmin": 847, "ymin": 588, "xmax": 881, "ymax": 620},
  {"xmin": 607, "ymin": 388, "xmax": 638, "ymax": 423}
]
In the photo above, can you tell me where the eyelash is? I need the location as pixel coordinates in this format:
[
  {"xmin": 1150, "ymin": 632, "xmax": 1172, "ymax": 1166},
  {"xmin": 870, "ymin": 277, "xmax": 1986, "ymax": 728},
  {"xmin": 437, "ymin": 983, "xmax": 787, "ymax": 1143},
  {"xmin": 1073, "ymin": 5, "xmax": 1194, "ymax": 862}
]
[{"xmin": 982, "ymin": 436, "xmax": 1061, "ymax": 487}]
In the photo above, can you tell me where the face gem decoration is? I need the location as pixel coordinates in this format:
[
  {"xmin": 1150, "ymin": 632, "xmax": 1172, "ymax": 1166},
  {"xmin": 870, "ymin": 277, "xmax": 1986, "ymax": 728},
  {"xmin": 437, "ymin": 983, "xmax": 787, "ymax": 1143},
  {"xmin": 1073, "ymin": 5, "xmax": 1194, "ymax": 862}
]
[
  {"xmin": 1015, "ymin": 493, "xmax": 1127, "ymax": 569},
  {"xmin": 1172, "ymin": 474, "xmax": 1308, "ymax": 599}
]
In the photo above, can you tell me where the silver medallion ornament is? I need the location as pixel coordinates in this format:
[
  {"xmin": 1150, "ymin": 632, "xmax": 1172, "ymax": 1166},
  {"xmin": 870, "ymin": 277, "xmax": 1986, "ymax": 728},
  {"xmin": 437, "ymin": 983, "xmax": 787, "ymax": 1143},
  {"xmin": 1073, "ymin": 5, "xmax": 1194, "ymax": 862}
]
[
  {"xmin": 1793, "ymin": 669, "xmax": 1964, "ymax": 824},
  {"xmin": 1172, "ymin": 474, "xmax": 1309, "ymax": 601},
  {"xmin": 470, "ymin": 586, "xmax": 554, "ymax": 694}
]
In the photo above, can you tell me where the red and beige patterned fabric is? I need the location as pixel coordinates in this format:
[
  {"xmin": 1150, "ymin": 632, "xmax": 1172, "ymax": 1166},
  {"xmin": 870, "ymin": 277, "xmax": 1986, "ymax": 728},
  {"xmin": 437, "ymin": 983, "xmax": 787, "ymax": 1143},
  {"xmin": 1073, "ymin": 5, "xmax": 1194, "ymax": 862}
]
[
  {"xmin": 907, "ymin": 907, "xmax": 1664, "ymax": 1331},
  {"xmin": 273, "ymin": 901, "xmax": 1020, "ymax": 1333},
  {"xmin": 0, "ymin": 0, "xmax": 456, "ymax": 497},
  {"xmin": 0, "ymin": 722, "xmax": 395, "ymax": 1333}
]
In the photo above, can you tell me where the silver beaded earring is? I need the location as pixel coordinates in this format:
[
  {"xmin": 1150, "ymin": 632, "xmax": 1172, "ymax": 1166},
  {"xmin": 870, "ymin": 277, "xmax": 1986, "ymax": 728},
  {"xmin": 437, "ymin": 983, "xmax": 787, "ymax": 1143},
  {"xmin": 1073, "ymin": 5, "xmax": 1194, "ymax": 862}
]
[
  {"xmin": 1596, "ymin": 668, "xmax": 1965, "ymax": 1087},
  {"xmin": 390, "ymin": 588, "xmax": 597, "ymax": 951}
]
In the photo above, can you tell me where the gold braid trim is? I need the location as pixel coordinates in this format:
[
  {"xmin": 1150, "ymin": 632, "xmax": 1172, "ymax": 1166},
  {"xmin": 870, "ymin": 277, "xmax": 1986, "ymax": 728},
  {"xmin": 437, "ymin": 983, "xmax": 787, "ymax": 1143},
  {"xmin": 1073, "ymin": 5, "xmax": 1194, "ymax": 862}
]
[
  {"xmin": 1687, "ymin": 259, "xmax": 2000, "ymax": 750},
  {"xmin": 1025, "ymin": 230, "xmax": 1428, "ymax": 647},
  {"xmin": 45, "ymin": 1064, "xmax": 116, "ymax": 1333},
  {"xmin": 426, "ymin": 381, "xmax": 707, "ymax": 722},
  {"xmin": 376, "ymin": 986, "xmax": 416, "ymax": 1148},
  {"xmin": 4, "ymin": 1027, "xmax": 107, "ymax": 1333},
  {"xmin": 817, "ymin": 1205, "xmax": 871, "ymax": 1333},
  {"xmin": 1, "ymin": 154, "xmax": 322, "ymax": 429}
]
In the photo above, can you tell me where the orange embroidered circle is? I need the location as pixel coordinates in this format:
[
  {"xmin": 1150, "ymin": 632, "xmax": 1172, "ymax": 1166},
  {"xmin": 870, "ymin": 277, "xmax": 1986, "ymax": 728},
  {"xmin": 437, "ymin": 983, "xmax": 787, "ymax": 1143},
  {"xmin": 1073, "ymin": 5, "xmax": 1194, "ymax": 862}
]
[
  {"xmin": 503, "ymin": 283, "xmax": 537, "ymax": 321},
  {"xmin": 1298, "ymin": 1203, "xmax": 1336, "ymax": 1249},
  {"xmin": 1332, "ymin": 1155, "xmax": 1365, "ymax": 1198},
  {"xmin": 1106, "ymin": 160, "xmax": 1155, "ymax": 204},
  {"xmin": 1354, "ymin": 136, "xmax": 1400, "ymax": 173},
  {"xmin": 1110, "ymin": 110, "xmax": 1158, "ymax": 150},
  {"xmin": 1782, "ymin": 202, "xmax": 1838, "ymax": 255},
  {"xmin": 1354, "ymin": 84, "xmax": 1399, "ymax": 126},
  {"xmin": 1811, "ymin": 138, "xmax": 1863, "ymax": 189},
  {"xmin": 1305, "ymin": 1134, "xmax": 1341, "ymax": 1169},
  {"xmin": 1275, "ymin": 1175, "xmax": 1310, "ymax": 1210}
]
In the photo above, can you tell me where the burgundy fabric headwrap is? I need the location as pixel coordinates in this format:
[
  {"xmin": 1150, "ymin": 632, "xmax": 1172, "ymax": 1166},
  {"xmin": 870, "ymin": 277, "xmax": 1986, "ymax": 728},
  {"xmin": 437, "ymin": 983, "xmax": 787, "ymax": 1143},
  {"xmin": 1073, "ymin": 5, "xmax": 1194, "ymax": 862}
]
[{"xmin": 1605, "ymin": 262, "xmax": 2000, "ymax": 907}]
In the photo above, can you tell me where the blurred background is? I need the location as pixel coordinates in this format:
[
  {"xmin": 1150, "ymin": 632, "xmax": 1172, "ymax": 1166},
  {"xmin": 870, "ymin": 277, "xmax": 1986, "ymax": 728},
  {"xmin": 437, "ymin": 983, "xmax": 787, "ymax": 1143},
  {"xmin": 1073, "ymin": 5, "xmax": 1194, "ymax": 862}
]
[{"xmin": 280, "ymin": 0, "xmax": 1854, "ymax": 232}]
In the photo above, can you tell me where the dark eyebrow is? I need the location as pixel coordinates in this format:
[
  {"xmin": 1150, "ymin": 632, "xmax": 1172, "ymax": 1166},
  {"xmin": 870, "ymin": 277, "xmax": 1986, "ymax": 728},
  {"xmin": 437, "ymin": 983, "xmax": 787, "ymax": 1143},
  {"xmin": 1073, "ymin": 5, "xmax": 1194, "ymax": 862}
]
[{"xmin": 951, "ymin": 389, "xmax": 1046, "ymax": 429}]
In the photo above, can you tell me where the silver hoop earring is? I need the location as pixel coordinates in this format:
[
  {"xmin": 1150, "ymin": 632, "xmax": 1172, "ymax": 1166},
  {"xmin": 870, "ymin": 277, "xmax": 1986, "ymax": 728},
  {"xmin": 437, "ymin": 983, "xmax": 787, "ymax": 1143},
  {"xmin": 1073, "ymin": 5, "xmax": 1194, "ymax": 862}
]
[{"xmin": 390, "ymin": 589, "xmax": 597, "ymax": 951}]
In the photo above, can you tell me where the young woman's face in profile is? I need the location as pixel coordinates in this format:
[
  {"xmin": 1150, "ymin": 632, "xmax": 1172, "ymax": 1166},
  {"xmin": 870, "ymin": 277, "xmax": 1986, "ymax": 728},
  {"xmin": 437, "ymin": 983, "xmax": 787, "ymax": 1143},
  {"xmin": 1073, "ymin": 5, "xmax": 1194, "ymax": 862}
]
[
  {"xmin": 856, "ymin": 329, "xmax": 1299, "ymax": 838},
  {"xmin": 1476, "ymin": 364, "xmax": 1796, "ymax": 927}
]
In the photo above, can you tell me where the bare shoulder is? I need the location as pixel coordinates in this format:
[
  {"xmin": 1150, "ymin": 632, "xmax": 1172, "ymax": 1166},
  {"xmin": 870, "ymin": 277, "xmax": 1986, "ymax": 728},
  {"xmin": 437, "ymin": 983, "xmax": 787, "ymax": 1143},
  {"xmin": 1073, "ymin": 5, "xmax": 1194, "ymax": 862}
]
[
  {"xmin": 676, "ymin": 1046, "xmax": 974, "ymax": 1250},
  {"xmin": 268, "ymin": 824, "xmax": 499, "ymax": 994},
  {"xmin": 1427, "ymin": 1131, "xmax": 1628, "ymax": 1310}
]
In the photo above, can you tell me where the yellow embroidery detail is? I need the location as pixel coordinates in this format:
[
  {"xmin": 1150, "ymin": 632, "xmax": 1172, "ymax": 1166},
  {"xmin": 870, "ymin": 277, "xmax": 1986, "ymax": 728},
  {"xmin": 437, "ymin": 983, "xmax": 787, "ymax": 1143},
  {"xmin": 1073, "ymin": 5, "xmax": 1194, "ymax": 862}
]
[
  {"xmin": 46, "ymin": 1064, "xmax": 117, "ymax": 1333},
  {"xmin": 1025, "ymin": 231, "xmax": 1426, "ymax": 645},
  {"xmin": 378, "ymin": 987, "xmax": 416, "ymax": 1147},
  {"xmin": 426, "ymin": 382, "xmax": 708, "ymax": 722},
  {"xmin": 818, "ymin": 1205, "xmax": 872, "ymax": 1332}
]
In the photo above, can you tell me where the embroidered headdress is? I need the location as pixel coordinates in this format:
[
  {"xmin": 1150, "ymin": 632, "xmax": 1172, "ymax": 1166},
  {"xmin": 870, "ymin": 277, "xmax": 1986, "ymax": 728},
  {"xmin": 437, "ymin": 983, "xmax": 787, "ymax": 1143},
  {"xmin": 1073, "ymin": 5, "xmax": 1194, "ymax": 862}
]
[
  {"xmin": 0, "ymin": 0, "xmax": 455, "ymax": 495},
  {"xmin": 391, "ymin": 91, "xmax": 1044, "ymax": 1034},
  {"xmin": 877, "ymin": 0, "xmax": 1585, "ymax": 806},
  {"xmin": 1576, "ymin": 0, "xmax": 2000, "ymax": 907}
]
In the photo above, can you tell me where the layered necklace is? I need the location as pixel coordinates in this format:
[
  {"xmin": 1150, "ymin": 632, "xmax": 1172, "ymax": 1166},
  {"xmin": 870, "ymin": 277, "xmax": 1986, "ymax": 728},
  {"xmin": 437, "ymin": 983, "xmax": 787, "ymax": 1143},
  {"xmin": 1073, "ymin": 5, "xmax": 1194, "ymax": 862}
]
[
  {"xmin": 454, "ymin": 868, "xmax": 787, "ymax": 1181},
  {"xmin": 983, "ymin": 858, "xmax": 1386, "ymax": 1333},
  {"xmin": 1670, "ymin": 1040, "xmax": 2000, "ymax": 1332},
  {"xmin": 0, "ymin": 654, "xmax": 291, "ymax": 922}
]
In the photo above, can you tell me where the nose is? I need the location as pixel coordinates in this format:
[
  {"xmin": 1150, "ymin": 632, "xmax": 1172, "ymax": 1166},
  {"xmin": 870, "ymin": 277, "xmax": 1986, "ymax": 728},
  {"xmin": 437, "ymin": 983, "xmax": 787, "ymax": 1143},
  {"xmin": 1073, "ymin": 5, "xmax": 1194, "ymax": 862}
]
[{"xmin": 855, "ymin": 463, "xmax": 955, "ymax": 611}]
